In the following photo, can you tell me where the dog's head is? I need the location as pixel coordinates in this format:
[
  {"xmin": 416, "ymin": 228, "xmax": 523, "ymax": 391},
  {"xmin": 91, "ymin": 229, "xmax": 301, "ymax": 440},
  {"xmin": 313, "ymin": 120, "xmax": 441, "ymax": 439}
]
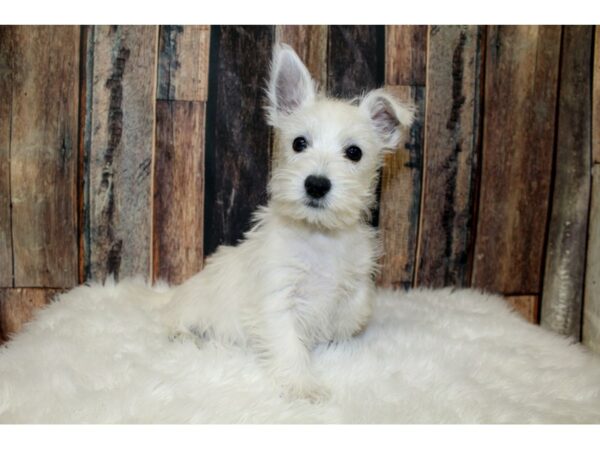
[{"xmin": 266, "ymin": 44, "xmax": 414, "ymax": 231}]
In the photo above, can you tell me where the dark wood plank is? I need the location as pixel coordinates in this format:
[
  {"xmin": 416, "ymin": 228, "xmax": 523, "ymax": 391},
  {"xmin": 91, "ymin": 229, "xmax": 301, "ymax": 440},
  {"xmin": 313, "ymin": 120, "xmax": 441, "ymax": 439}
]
[
  {"xmin": 505, "ymin": 295, "xmax": 539, "ymax": 324},
  {"xmin": 327, "ymin": 25, "xmax": 384, "ymax": 98},
  {"xmin": 9, "ymin": 26, "xmax": 80, "ymax": 288},
  {"xmin": 385, "ymin": 25, "xmax": 427, "ymax": 86},
  {"xmin": 0, "ymin": 27, "xmax": 13, "ymax": 287},
  {"xmin": 203, "ymin": 26, "xmax": 273, "ymax": 256},
  {"xmin": 0, "ymin": 288, "xmax": 62, "ymax": 343},
  {"xmin": 541, "ymin": 26, "xmax": 594, "ymax": 339},
  {"xmin": 377, "ymin": 87, "xmax": 424, "ymax": 289},
  {"xmin": 86, "ymin": 26, "xmax": 158, "ymax": 282},
  {"xmin": 472, "ymin": 26, "xmax": 562, "ymax": 294},
  {"xmin": 414, "ymin": 25, "xmax": 484, "ymax": 288},
  {"xmin": 583, "ymin": 165, "xmax": 600, "ymax": 353},
  {"xmin": 594, "ymin": 26, "xmax": 600, "ymax": 165},
  {"xmin": 275, "ymin": 26, "xmax": 328, "ymax": 89},
  {"xmin": 157, "ymin": 25, "xmax": 210, "ymax": 102},
  {"xmin": 153, "ymin": 101, "xmax": 205, "ymax": 284}
]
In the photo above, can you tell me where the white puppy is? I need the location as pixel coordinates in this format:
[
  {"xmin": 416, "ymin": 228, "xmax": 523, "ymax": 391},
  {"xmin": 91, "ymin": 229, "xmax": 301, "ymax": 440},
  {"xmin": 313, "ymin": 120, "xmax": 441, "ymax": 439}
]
[{"xmin": 161, "ymin": 44, "xmax": 414, "ymax": 400}]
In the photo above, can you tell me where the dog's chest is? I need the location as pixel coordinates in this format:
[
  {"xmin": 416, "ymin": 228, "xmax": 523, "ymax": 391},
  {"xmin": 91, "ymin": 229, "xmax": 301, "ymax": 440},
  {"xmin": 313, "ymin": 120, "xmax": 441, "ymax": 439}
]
[{"xmin": 278, "ymin": 228, "xmax": 373, "ymax": 320}]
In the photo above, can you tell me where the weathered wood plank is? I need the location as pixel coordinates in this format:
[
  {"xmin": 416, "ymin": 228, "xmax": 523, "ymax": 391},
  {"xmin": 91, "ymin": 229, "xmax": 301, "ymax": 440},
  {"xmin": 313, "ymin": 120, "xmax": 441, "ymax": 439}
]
[
  {"xmin": 0, "ymin": 27, "xmax": 13, "ymax": 287},
  {"xmin": 203, "ymin": 26, "xmax": 273, "ymax": 256},
  {"xmin": 157, "ymin": 25, "xmax": 210, "ymax": 102},
  {"xmin": 506, "ymin": 295, "xmax": 539, "ymax": 324},
  {"xmin": 541, "ymin": 26, "xmax": 594, "ymax": 339},
  {"xmin": 377, "ymin": 86, "xmax": 424, "ymax": 289},
  {"xmin": 593, "ymin": 26, "xmax": 600, "ymax": 165},
  {"xmin": 327, "ymin": 25, "xmax": 384, "ymax": 98},
  {"xmin": 275, "ymin": 26, "xmax": 328, "ymax": 89},
  {"xmin": 472, "ymin": 26, "xmax": 562, "ymax": 294},
  {"xmin": 153, "ymin": 101, "xmax": 205, "ymax": 284},
  {"xmin": 583, "ymin": 165, "xmax": 600, "ymax": 352},
  {"xmin": 415, "ymin": 25, "xmax": 484, "ymax": 288},
  {"xmin": 0, "ymin": 288, "xmax": 62, "ymax": 343},
  {"xmin": 86, "ymin": 26, "xmax": 158, "ymax": 282},
  {"xmin": 584, "ymin": 27, "xmax": 600, "ymax": 352},
  {"xmin": 9, "ymin": 26, "xmax": 80, "ymax": 287},
  {"xmin": 385, "ymin": 25, "xmax": 427, "ymax": 86}
]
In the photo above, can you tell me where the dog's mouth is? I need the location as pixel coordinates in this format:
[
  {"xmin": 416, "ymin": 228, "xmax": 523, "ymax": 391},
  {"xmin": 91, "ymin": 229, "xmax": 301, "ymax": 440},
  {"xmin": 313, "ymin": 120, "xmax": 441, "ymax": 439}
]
[{"xmin": 305, "ymin": 199, "xmax": 325, "ymax": 209}]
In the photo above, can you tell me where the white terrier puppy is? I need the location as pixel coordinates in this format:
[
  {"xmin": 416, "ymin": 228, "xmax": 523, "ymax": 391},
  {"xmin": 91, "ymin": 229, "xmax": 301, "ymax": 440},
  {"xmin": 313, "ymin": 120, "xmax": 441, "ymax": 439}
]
[{"xmin": 161, "ymin": 44, "xmax": 414, "ymax": 400}]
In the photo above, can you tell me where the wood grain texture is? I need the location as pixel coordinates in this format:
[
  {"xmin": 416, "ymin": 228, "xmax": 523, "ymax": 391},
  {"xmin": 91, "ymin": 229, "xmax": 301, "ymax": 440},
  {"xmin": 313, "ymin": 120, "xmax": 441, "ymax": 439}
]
[
  {"xmin": 157, "ymin": 25, "xmax": 210, "ymax": 102},
  {"xmin": 86, "ymin": 26, "xmax": 158, "ymax": 282},
  {"xmin": 506, "ymin": 295, "xmax": 539, "ymax": 324},
  {"xmin": 204, "ymin": 26, "xmax": 273, "ymax": 257},
  {"xmin": 0, "ymin": 288, "xmax": 61, "ymax": 343},
  {"xmin": 9, "ymin": 26, "xmax": 80, "ymax": 288},
  {"xmin": 541, "ymin": 26, "xmax": 594, "ymax": 339},
  {"xmin": 154, "ymin": 101, "xmax": 205, "ymax": 284},
  {"xmin": 583, "ymin": 165, "xmax": 600, "ymax": 353},
  {"xmin": 275, "ymin": 26, "xmax": 328, "ymax": 88},
  {"xmin": 377, "ymin": 86, "xmax": 424, "ymax": 289},
  {"xmin": 385, "ymin": 25, "xmax": 427, "ymax": 86},
  {"xmin": 0, "ymin": 27, "xmax": 13, "ymax": 287},
  {"xmin": 472, "ymin": 26, "xmax": 561, "ymax": 294},
  {"xmin": 594, "ymin": 26, "xmax": 600, "ymax": 165},
  {"xmin": 327, "ymin": 25, "xmax": 384, "ymax": 98},
  {"xmin": 415, "ymin": 26, "xmax": 484, "ymax": 288}
]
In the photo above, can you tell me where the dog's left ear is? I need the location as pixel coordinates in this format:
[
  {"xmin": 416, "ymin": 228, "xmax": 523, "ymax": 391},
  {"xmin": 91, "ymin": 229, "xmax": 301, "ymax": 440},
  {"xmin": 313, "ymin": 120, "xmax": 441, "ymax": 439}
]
[
  {"xmin": 359, "ymin": 89, "xmax": 415, "ymax": 150},
  {"xmin": 266, "ymin": 44, "xmax": 316, "ymax": 126}
]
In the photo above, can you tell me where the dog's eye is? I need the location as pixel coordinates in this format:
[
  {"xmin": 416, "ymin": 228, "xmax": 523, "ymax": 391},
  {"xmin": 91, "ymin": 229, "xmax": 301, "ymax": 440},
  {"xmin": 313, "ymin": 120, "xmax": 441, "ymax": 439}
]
[
  {"xmin": 292, "ymin": 136, "xmax": 308, "ymax": 152},
  {"xmin": 344, "ymin": 145, "xmax": 362, "ymax": 162}
]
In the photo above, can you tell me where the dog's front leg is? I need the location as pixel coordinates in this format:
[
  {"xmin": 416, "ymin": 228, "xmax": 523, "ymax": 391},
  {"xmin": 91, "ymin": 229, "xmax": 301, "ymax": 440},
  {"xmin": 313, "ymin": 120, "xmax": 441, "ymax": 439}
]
[{"xmin": 254, "ymin": 295, "xmax": 329, "ymax": 402}]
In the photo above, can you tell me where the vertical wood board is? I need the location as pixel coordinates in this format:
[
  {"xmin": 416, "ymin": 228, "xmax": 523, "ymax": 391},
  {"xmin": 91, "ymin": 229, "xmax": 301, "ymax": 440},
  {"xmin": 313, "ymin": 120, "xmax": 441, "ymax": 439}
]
[
  {"xmin": 415, "ymin": 25, "xmax": 484, "ymax": 288},
  {"xmin": 153, "ymin": 101, "xmax": 205, "ymax": 284},
  {"xmin": 472, "ymin": 26, "xmax": 561, "ymax": 294},
  {"xmin": 87, "ymin": 25, "xmax": 158, "ymax": 282},
  {"xmin": 541, "ymin": 26, "xmax": 594, "ymax": 339},
  {"xmin": 9, "ymin": 26, "xmax": 80, "ymax": 287},
  {"xmin": 203, "ymin": 26, "xmax": 274, "ymax": 256},
  {"xmin": 157, "ymin": 25, "xmax": 210, "ymax": 102}
]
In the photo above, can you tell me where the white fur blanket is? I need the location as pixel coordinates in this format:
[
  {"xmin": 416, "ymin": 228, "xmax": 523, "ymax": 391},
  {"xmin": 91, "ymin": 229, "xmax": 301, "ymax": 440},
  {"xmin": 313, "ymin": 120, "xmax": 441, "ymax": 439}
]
[{"xmin": 1, "ymin": 281, "xmax": 599, "ymax": 423}]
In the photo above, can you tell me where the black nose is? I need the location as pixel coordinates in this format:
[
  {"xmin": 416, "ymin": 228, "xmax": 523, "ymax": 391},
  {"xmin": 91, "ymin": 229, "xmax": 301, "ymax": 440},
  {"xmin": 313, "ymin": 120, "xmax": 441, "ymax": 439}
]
[{"xmin": 304, "ymin": 175, "xmax": 331, "ymax": 199}]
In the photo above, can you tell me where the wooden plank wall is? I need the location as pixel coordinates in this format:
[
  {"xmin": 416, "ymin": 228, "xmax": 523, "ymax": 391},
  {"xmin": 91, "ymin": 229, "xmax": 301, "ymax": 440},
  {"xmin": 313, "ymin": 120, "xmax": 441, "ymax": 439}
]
[{"xmin": 1, "ymin": 25, "xmax": 599, "ymax": 351}]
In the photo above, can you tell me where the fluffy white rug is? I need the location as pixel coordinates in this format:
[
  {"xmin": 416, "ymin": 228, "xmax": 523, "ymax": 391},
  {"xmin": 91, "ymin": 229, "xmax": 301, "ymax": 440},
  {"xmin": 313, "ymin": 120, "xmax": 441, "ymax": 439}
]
[{"xmin": 1, "ymin": 280, "xmax": 599, "ymax": 423}]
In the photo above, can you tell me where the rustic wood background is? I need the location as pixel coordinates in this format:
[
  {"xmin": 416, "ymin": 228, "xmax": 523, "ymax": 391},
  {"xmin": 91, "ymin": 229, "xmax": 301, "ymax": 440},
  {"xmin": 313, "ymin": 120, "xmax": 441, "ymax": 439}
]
[{"xmin": 0, "ymin": 25, "xmax": 599, "ymax": 352}]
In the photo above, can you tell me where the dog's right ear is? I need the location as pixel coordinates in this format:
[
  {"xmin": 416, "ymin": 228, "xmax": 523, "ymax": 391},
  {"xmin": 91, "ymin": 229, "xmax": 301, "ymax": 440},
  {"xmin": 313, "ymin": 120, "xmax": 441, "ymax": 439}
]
[{"xmin": 266, "ymin": 44, "xmax": 316, "ymax": 126}]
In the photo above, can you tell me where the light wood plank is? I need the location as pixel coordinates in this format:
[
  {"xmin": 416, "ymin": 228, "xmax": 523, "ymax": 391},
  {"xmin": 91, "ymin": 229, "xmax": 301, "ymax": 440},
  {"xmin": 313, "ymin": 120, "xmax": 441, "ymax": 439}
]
[
  {"xmin": 541, "ymin": 26, "xmax": 594, "ymax": 339},
  {"xmin": 0, "ymin": 288, "xmax": 62, "ymax": 343},
  {"xmin": 583, "ymin": 165, "xmax": 600, "ymax": 352},
  {"xmin": 86, "ymin": 26, "xmax": 158, "ymax": 282},
  {"xmin": 0, "ymin": 26, "xmax": 13, "ymax": 286},
  {"xmin": 385, "ymin": 25, "xmax": 427, "ymax": 86},
  {"xmin": 275, "ymin": 26, "xmax": 328, "ymax": 89},
  {"xmin": 472, "ymin": 26, "xmax": 561, "ymax": 294},
  {"xmin": 153, "ymin": 101, "xmax": 205, "ymax": 284},
  {"xmin": 157, "ymin": 25, "xmax": 210, "ymax": 102},
  {"xmin": 9, "ymin": 26, "xmax": 80, "ymax": 287},
  {"xmin": 415, "ymin": 25, "xmax": 484, "ymax": 288}
]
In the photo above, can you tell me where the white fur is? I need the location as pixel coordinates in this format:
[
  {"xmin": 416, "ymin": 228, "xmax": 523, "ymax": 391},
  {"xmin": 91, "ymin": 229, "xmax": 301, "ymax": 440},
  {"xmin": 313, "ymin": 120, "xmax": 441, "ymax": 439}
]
[
  {"xmin": 1, "ymin": 281, "xmax": 600, "ymax": 423},
  {"xmin": 159, "ymin": 44, "xmax": 414, "ymax": 400}
]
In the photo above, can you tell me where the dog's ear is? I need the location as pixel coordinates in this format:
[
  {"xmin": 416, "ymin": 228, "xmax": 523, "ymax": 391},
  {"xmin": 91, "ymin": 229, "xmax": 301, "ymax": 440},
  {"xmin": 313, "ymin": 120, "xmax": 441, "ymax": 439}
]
[
  {"xmin": 359, "ymin": 89, "xmax": 415, "ymax": 150},
  {"xmin": 266, "ymin": 44, "xmax": 316, "ymax": 125}
]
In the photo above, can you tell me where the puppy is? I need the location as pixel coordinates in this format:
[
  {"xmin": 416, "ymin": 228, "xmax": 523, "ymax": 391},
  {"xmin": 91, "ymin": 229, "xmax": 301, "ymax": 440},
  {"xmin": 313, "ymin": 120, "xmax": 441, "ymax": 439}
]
[{"xmin": 161, "ymin": 44, "xmax": 414, "ymax": 400}]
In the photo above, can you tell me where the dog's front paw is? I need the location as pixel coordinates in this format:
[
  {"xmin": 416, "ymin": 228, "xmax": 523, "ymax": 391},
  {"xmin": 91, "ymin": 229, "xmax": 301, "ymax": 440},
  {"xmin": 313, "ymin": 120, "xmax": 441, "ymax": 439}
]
[{"xmin": 281, "ymin": 378, "xmax": 331, "ymax": 404}]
